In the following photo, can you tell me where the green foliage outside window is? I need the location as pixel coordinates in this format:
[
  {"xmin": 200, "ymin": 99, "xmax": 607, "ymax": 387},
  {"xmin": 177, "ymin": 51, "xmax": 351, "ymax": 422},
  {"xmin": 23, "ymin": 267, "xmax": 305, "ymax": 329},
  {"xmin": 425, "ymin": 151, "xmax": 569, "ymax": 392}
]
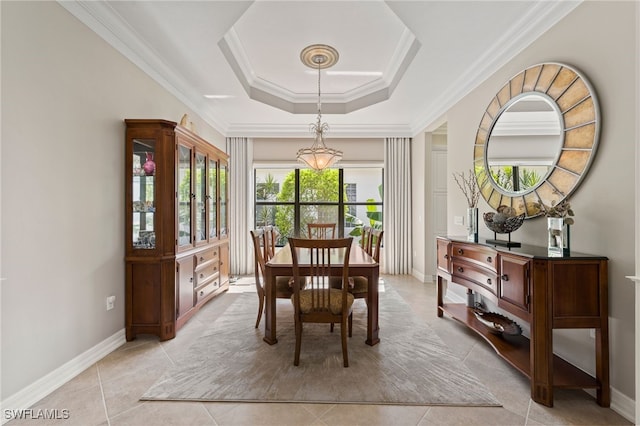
[
  {"xmin": 275, "ymin": 169, "xmax": 344, "ymax": 239},
  {"xmin": 347, "ymin": 184, "xmax": 383, "ymax": 237}
]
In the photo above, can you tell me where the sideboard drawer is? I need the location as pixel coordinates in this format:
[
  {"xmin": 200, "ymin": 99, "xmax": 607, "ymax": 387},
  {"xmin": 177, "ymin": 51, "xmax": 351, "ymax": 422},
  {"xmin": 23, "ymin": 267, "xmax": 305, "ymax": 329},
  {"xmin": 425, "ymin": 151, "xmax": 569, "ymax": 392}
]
[
  {"xmin": 451, "ymin": 242, "xmax": 497, "ymax": 272},
  {"xmin": 451, "ymin": 259, "xmax": 497, "ymax": 295}
]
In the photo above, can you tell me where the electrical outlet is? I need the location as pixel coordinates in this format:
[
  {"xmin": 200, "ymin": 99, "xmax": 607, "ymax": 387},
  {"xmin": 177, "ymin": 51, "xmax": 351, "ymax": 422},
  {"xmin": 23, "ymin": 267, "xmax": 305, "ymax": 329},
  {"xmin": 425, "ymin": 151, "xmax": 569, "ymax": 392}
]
[
  {"xmin": 454, "ymin": 215, "xmax": 464, "ymax": 226},
  {"xmin": 106, "ymin": 296, "xmax": 116, "ymax": 311}
]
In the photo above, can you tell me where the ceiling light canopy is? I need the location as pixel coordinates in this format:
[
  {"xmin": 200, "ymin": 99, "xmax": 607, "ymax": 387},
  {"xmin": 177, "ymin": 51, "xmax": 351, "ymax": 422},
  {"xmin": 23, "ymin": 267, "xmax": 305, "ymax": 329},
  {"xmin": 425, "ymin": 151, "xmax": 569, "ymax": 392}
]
[{"xmin": 296, "ymin": 44, "xmax": 343, "ymax": 171}]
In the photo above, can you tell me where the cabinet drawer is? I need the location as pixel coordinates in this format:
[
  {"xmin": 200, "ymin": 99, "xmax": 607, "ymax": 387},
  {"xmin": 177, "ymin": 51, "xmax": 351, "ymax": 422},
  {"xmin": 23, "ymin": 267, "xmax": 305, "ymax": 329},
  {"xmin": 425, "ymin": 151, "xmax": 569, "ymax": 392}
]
[
  {"xmin": 451, "ymin": 259, "xmax": 497, "ymax": 294},
  {"xmin": 195, "ymin": 262, "xmax": 220, "ymax": 285},
  {"xmin": 451, "ymin": 242, "xmax": 497, "ymax": 272},
  {"xmin": 194, "ymin": 247, "xmax": 219, "ymax": 267},
  {"xmin": 436, "ymin": 239, "xmax": 451, "ymax": 273},
  {"xmin": 195, "ymin": 281, "xmax": 218, "ymax": 304}
]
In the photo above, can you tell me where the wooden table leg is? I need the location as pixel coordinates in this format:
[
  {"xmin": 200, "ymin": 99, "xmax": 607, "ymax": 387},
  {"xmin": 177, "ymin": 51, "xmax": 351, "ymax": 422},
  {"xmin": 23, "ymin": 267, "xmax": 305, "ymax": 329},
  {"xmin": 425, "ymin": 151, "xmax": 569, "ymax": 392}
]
[
  {"xmin": 437, "ymin": 275, "xmax": 444, "ymax": 317},
  {"xmin": 365, "ymin": 268, "xmax": 380, "ymax": 346},
  {"xmin": 263, "ymin": 269, "xmax": 278, "ymax": 345}
]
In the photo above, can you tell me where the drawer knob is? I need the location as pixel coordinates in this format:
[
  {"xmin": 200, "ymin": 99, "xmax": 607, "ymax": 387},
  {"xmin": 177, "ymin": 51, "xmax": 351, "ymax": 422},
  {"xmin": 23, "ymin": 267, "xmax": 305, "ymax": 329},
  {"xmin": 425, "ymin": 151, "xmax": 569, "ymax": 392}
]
[
  {"xmin": 200, "ymin": 256, "xmax": 204, "ymax": 262},
  {"xmin": 200, "ymin": 273, "xmax": 204, "ymax": 278},
  {"xmin": 457, "ymin": 266, "xmax": 463, "ymax": 273},
  {"xmin": 501, "ymin": 274, "xmax": 509, "ymax": 281},
  {"xmin": 190, "ymin": 277, "xmax": 193, "ymax": 283},
  {"xmin": 199, "ymin": 290, "xmax": 204, "ymax": 296},
  {"xmin": 487, "ymin": 256, "xmax": 492, "ymax": 263},
  {"xmin": 487, "ymin": 278, "xmax": 492, "ymax": 285},
  {"xmin": 457, "ymin": 249, "xmax": 464, "ymax": 255},
  {"xmin": 443, "ymin": 254, "xmax": 449, "ymax": 259}
]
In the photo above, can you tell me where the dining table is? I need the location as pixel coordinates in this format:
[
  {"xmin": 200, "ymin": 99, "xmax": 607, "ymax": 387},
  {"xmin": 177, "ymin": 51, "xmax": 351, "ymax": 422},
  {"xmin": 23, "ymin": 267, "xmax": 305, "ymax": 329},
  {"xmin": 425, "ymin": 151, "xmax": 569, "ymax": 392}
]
[{"xmin": 263, "ymin": 241, "xmax": 380, "ymax": 346}]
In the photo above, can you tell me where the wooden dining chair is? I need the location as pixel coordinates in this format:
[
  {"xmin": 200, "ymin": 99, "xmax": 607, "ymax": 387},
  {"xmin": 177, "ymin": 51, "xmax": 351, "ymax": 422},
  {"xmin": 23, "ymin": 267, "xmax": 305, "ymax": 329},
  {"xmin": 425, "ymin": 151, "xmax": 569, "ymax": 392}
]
[
  {"xmin": 329, "ymin": 229, "xmax": 383, "ymax": 333},
  {"xmin": 332, "ymin": 228, "xmax": 383, "ymax": 297},
  {"xmin": 307, "ymin": 223, "xmax": 336, "ymax": 239},
  {"xmin": 250, "ymin": 230, "xmax": 303, "ymax": 328},
  {"xmin": 349, "ymin": 229, "xmax": 384, "ymax": 302},
  {"xmin": 289, "ymin": 237, "xmax": 354, "ymax": 367},
  {"xmin": 262, "ymin": 225, "xmax": 278, "ymax": 260},
  {"xmin": 360, "ymin": 225, "xmax": 373, "ymax": 253}
]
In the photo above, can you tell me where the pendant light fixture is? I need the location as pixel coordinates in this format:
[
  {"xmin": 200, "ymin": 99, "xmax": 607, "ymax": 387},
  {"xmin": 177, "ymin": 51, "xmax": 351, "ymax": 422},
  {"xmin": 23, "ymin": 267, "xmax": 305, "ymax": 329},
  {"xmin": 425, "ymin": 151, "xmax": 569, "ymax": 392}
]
[{"xmin": 296, "ymin": 44, "xmax": 343, "ymax": 170}]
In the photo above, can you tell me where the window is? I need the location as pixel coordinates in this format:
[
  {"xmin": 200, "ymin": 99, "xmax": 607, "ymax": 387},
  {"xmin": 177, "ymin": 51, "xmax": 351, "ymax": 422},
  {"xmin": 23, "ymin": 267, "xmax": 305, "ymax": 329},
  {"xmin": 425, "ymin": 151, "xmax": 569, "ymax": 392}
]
[
  {"xmin": 254, "ymin": 167, "xmax": 383, "ymax": 245},
  {"xmin": 345, "ymin": 183, "xmax": 357, "ymax": 221}
]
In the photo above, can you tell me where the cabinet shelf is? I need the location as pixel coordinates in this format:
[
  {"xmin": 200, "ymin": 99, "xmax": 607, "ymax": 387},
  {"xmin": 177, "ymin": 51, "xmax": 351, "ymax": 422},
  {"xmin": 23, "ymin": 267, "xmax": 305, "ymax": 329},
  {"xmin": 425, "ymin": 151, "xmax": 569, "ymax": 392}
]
[{"xmin": 440, "ymin": 303, "xmax": 598, "ymax": 389}]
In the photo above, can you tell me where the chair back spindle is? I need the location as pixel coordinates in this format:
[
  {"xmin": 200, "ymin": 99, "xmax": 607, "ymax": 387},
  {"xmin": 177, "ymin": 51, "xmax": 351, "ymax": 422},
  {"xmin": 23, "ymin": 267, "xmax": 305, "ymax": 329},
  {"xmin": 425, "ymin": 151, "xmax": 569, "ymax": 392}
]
[{"xmin": 307, "ymin": 223, "xmax": 336, "ymax": 239}]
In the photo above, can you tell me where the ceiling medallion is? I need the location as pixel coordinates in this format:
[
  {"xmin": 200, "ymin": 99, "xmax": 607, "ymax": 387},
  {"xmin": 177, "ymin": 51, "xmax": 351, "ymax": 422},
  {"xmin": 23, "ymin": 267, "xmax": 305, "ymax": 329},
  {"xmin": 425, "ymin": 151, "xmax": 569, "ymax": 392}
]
[{"xmin": 296, "ymin": 44, "xmax": 343, "ymax": 171}]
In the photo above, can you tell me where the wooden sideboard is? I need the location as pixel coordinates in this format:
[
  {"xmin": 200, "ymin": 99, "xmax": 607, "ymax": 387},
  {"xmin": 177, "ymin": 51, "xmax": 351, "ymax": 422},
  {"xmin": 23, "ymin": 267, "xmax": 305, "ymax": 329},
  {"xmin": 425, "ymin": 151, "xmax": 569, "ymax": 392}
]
[{"xmin": 436, "ymin": 236, "xmax": 609, "ymax": 407}]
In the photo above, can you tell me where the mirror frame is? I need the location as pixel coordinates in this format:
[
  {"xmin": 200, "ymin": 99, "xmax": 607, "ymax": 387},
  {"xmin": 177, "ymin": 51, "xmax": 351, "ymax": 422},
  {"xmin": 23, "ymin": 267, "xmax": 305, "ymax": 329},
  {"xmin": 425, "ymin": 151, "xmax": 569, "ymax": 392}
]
[{"xmin": 473, "ymin": 62, "xmax": 600, "ymax": 218}]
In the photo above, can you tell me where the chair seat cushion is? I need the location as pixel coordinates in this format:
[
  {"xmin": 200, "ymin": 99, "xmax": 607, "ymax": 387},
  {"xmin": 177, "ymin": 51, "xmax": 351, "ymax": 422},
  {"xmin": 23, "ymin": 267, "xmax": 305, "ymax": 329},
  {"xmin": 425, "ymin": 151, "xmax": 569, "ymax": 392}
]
[
  {"xmin": 293, "ymin": 288, "xmax": 354, "ymax": 314},
  {"xmin": 275, "ymin": 276, "xmax": 305, "ymax": 295},
  {"xmin": 349, "ymin": 276, "xmax": 368, "ymax": 294},
  {"xmin": 329, "ymin": 276, "xmax": 368, "ymax": 294}
]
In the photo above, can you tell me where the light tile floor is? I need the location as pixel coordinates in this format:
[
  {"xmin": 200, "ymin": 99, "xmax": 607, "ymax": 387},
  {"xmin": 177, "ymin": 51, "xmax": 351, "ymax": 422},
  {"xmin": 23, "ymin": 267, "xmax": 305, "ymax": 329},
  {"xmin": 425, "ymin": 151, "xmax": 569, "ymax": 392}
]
[{"xmin": 7, "ymin": 275, "xmax": 631, "ymax": 426}]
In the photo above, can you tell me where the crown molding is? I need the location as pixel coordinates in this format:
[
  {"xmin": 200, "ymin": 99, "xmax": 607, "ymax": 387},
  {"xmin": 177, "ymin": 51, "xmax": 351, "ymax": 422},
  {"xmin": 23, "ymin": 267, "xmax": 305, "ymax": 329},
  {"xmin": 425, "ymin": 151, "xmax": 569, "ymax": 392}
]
[
  {"xmin": 225, "ymin": 123, "xmax": 413, "ymax": 138},
  {"xmin": 409, "ymin": 0, "xmax": 582, "ymax": 135}
]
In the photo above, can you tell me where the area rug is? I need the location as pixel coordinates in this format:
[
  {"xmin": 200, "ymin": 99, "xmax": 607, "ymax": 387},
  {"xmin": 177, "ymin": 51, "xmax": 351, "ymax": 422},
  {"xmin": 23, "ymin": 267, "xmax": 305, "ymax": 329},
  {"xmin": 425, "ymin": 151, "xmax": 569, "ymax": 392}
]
[{"xmin": 142, "ymin": 284, "xmax": 501, "ymax": 406}]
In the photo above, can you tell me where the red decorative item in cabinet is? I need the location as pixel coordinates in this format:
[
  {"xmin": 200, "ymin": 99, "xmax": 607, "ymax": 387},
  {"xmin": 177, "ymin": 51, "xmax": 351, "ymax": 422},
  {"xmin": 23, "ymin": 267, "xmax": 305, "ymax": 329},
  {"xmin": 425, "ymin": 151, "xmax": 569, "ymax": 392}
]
[{"xmin": 143, "ymin": 152, "xmax": 156, "ymax": 176}]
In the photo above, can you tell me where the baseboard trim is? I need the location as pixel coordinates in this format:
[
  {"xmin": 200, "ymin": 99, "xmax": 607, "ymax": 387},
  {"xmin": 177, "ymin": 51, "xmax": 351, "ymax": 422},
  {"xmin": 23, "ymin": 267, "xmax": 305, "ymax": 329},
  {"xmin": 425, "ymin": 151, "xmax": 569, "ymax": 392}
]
[
  {"xmin": 411, "ymin": 269, "xmax": 426, "ymax": 283},
  {"xmin": 584, "ymin": 387, "xmax": 635, "ymax": 423},
  {"xmin": 1, "ymin": 329, "xmax": 126, "ymax": 424}
]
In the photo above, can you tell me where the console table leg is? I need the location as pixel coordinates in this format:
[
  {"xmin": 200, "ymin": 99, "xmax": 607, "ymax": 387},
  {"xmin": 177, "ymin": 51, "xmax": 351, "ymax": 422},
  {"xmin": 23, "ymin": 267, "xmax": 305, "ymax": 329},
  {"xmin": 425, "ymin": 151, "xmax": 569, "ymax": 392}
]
[
  {"xmin": 437, "ymin": 276, "xmax": 444, "ymax": 317},
  {"xmin": 595, "ymin": 327, "xmax": 611, "ymax": 406}
]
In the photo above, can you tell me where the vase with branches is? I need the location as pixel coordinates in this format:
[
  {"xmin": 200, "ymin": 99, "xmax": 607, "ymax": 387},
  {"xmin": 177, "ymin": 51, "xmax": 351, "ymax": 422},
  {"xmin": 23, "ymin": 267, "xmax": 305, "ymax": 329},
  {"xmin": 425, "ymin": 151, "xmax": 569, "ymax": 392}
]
[
  {"xmin": 452, "ymin": 169, "xmax": 481, "ymax": 208},
  {"xmin": 453, "ymin": 169, "xmax": 481, "ymax": 242}
]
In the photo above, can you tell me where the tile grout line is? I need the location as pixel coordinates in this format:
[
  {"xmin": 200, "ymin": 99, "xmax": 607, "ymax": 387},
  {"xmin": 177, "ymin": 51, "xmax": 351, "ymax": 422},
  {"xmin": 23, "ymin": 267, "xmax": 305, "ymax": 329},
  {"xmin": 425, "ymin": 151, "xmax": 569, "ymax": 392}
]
[
  {"xmin": 524, "ymin": 398, "xmax": 532, "ymax": 425},
  {"xmin": 95, "ymin": 363, "xmax": 112, "ymax": 426},
  {"xmin": 158, "ymin": 339, "xmax": 178, "ymax": 367},
  {"xmin": 199, "ymin": 402, "xmax": 219, "ymax": 426}
]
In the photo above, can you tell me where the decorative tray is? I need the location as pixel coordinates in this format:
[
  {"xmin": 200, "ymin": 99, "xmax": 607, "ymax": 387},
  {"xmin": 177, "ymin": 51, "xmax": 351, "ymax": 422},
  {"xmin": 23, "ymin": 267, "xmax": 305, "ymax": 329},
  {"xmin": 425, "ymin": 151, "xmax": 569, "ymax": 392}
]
[{"xmin": 472, "ymin": 309, "xmax": 522, "ymax": 336}]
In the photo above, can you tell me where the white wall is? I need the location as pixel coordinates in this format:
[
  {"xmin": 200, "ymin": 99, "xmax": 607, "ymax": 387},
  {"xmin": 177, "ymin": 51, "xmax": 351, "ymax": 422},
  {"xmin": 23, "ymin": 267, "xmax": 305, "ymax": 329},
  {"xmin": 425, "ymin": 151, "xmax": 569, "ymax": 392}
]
[
  {"xmin": 1, "ymin": 2, "xmax": 224, "ymax": 399},
  {"xmin": 253, "ymin": 137, "xmax": 384, "ymax": 164},
  {"xmin": 434, "ymin": 0, "xmax": 636, "ymax": 405}
]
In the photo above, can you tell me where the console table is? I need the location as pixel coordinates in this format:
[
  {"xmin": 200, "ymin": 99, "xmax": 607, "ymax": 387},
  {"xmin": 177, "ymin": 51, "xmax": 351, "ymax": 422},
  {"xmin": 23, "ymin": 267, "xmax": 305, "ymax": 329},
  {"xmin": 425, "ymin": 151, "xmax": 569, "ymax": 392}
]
[{"xmin": 436, "ymin": 236, "xmax": 609, "ymax": 407}]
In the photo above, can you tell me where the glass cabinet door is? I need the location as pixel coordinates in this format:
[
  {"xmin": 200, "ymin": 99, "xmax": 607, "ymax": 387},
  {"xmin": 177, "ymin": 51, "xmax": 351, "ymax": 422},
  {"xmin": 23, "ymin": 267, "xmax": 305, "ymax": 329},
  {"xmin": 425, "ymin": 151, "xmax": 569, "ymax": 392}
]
[
  {"xmin": 177, "ymin": 143, "xmax": 192, "ymax": 247},
  {"xmin": 132, "ymin": 139, "xmax": 156, "ymax": 249},
  {"xmin": 208, "ymin": 158, "xmax": 218, "ymax": 239},
  {"xmin": 194, "ymin": 151, "xmax": 206, "ymax": 244},
  {"xmin": 220, "ymin": 163, "xmax": 228, "ymax": 237}
]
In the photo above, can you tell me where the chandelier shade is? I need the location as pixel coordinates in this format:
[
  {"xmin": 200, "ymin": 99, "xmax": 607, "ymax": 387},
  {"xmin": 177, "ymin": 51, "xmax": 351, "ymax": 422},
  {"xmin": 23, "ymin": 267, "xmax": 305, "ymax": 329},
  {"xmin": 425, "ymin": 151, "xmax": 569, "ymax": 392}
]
[{"xmin": 296, "ymin": 44, "xmax": 343, "ymax": 171}]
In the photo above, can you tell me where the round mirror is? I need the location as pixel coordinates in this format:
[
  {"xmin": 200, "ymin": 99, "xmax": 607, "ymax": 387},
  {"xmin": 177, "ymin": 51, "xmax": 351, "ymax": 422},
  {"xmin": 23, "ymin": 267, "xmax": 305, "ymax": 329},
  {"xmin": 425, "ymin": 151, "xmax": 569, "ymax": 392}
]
[
  {"xmin": 486, "ymin": 93, "xmax": 562, "ymax": 195},
  {"xmin": 474, "ymin": 63, "xmax": 600, "ymax": 218}
]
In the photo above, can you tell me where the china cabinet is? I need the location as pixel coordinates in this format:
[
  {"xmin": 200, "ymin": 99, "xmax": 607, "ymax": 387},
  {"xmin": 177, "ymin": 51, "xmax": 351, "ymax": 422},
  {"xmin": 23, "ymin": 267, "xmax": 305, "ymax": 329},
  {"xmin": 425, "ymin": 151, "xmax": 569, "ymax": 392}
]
[
  {"xmin": 125, "ymin": 119, "xmax": 229, "ymax": 341},
  {"xmin": 436, "ymin": 236, "xmax": 609, "ymax": 408}
]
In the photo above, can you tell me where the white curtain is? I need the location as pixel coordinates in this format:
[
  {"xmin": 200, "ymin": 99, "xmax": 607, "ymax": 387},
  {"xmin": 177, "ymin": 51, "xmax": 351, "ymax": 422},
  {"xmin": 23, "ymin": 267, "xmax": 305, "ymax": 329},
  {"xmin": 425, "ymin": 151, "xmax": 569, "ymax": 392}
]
[
  {"xmin": 383, "ymin": 137, "xmax": 412, "ymax": 274},
  {"xmin": 226, "ymin": 137, "xmax": 253, "ymax": 276}
]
